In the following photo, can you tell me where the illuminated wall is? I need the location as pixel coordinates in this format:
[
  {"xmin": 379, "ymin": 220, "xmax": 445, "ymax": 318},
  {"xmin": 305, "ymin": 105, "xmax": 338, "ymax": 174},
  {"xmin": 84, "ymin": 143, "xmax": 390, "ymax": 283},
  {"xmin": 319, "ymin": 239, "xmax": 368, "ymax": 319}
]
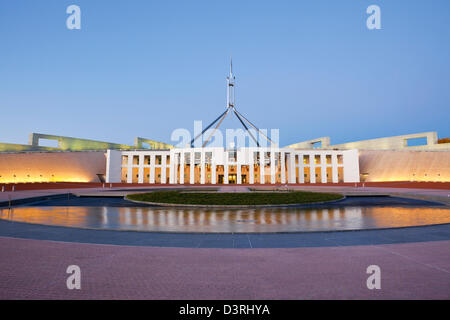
[
  {"xmin": 359, "ymin": 150, "xmax": 450, "ymax": 182},
  {"xmin": 0, "ymin": 151, "xmax": 106, "ymax": 183},
  {"xmin": 1, "ymin": 148, "xmax": 448, "ymax": 184}
]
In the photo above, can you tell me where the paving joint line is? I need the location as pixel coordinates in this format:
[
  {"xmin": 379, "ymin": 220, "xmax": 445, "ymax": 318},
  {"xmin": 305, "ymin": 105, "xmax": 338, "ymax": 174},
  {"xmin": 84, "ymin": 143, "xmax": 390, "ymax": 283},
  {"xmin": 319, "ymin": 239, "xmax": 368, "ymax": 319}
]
[{"xmin": 374, "ymin": 244, "xmax": 450, "ymax": 275}]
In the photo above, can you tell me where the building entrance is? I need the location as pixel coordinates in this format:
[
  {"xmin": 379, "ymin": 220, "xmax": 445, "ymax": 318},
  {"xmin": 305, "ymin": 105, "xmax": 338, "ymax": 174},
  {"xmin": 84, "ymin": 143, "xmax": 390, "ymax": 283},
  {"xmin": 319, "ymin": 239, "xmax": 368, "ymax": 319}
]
[{"xmin": 228, "ymin": 174, "xmax": 237, "ymax": 184}]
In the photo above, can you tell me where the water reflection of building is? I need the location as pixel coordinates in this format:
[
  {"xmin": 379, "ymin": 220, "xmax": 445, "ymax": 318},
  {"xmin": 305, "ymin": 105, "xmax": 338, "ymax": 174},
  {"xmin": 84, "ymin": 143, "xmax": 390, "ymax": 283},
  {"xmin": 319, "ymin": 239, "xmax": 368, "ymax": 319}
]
[
  {"xmin": 1, "ymin": 206, "xmax": 450, "ymax": 232},
  {"xmin": 113, "ymin": 207, "xmax": 367, "ymax": 232}
]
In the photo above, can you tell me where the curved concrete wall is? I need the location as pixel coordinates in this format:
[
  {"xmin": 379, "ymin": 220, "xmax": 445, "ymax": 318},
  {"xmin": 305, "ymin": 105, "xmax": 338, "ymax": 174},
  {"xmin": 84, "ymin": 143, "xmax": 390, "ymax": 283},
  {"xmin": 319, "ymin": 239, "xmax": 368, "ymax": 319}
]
[
  {"xmin": 0, "ymin": 151, "xmax": 106, "ymax": 183},
  {"xmin": 359, "ymin": 150, "xmax": 450, "ymax": 182},
  {"xmin": 0, "ymin": 149, "xmax": 448, "ymax": 184}
]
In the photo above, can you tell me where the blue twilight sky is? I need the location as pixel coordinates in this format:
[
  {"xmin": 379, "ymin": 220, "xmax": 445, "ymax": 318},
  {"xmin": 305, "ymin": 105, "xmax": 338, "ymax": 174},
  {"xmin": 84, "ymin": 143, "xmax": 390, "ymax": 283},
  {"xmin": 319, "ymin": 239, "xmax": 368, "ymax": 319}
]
[{"xmin": 0, "ymin": 0, "xmax": 449, "ymax": 147}]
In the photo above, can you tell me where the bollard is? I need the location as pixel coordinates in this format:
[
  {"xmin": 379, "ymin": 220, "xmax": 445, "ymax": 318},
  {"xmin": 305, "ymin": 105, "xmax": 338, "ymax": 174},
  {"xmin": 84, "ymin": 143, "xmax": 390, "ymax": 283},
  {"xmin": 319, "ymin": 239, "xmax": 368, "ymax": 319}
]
[
  {"xmin": 102, "ymin": 183, "xmax": 105, "ymax": 188},
  {"xmin": 11, "ymin": 185, "xmax": 15, "ymax": 192},
  {"xmin": 110, "ymin": 183, "xmax": 112, "ymax": 188},
  {"xmin": 1, "ymin": 185, "xmax": 4, "ymax": 192}
]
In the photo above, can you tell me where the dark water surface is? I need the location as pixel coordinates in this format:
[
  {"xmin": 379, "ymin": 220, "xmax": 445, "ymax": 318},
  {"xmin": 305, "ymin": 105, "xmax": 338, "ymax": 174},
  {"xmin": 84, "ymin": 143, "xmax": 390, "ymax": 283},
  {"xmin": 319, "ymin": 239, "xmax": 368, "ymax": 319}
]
[{"xmin": 0, "ymin": 196, "xmax": 449, "ymax": 233}]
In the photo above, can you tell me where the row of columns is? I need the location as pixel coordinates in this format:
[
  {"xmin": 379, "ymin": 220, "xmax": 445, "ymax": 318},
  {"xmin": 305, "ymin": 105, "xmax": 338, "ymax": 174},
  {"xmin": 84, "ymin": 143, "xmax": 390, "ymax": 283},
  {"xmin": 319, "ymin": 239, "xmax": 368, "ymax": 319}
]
[
  {"xmin": 126, "ymin": 153, "xmax": 170, "ymax": 184},
  {"xmin": 169, "ymin": 151, "xmax": 343, "ymax": 185},
  {"xmin": 124, "ymin": 151, "xmax": 344, "ymax": 185},
  {"xmin": 287, "ymin": 153, "xmax": 342, "ymax": 184}
]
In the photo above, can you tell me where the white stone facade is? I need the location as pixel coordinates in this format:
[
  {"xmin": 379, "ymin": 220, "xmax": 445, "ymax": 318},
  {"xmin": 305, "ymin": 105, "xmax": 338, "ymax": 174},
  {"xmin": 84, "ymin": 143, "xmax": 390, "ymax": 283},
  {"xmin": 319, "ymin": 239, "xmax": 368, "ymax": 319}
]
[{"xmin": 106, "ymin": 148, "xmax": 360, "ymax": 184}]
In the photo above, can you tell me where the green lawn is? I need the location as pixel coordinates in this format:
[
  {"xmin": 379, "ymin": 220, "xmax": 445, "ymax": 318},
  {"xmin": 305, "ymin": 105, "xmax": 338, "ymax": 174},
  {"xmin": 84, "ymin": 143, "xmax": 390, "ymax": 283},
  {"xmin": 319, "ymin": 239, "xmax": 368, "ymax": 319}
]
[{"xmin": 126, "ymin": 191, "xmax": 343, "ymax": 206}]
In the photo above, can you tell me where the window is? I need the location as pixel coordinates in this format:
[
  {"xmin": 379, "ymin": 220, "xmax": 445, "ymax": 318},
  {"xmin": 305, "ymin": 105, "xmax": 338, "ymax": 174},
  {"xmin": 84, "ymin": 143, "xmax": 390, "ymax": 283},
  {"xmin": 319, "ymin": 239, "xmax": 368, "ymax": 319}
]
[
  {"xmin": 406, "ymin": 137, "xmax": 427, "ymax": 147},
  {"xmin": 265, "ymin": 152, "xmax": 271, "ymax": 164},
  {"xmin": 133, "ymin": 156, "xmax": 139, "ymax": 165},
  {"xmin": 326, "ymin": 155, "xmax": 332, "ymax": 165},
  {"xmin": 314, "ymin": 155, "xmax": 321, "ymax": 165},
  {"xmin": 156, "ymin": 155, "xmax": 162, "ymax": 165},
  {"xmin": 337, "ymin": 155, "xmax": 343, "ymax": 165},
  {"xmin": 254, "ymin": 152, "xmax": 260, "ymax": 164},
  {"xmin": 228, "ymin": 151, "xmax": 237, "ymax": 162},
  {"xmin": 312, "ymin": 141, "xmax": 322, "ymax": 149},
  {"xmin": 195, "ymin": 152, "xmax": 201, "ymax": 164},
  {"xmin": 184, "ymin": 153, "xmax": 191, "ymax": 165},
  {"xmin": 121, "ymin": 155, "xmax": 128, "ymax": 165},
  {"xmin": 205, "ymin": 152, "xmax": 212, "ymax": 164},
  {"xmin": 303, "ymin": 155, "xmax": 310, "ymax": 165},
  {"xmin": 144, "ymin": 155, "xmax": 150, "ymax": 165}
]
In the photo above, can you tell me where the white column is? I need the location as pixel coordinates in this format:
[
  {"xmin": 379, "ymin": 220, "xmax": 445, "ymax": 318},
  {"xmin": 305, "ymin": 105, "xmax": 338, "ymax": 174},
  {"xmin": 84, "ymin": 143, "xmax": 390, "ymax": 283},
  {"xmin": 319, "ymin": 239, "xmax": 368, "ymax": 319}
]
[
  {"xmin": 169, "ymin": 153, "xmax": 175, "ymax": 184},
  {"xmin": 106, "ymin": 150, "xmax": 122, "ymax": 183},
  {"xmin": 281, "ymin": 151, "xmax": 286, "ymax": 184},
  {"xmin": 332, "ymin": 153, "xmax": 338, "ymax": 183},
  {"xmin": 260, "ymin": 151, "xmax": 264, "ymax": 184},
  {"xmin": 299, "ymin": 154, "xmax": 305, "ymax": 183},
  {"xmin": 321, "ymin": 154, "xmax": 327, "ymax": 183},
  {"xmin": 179, "ymin": 152, "xmax": 185, "ymax": 184},
  {"xmin": 127, "ymin": 154, "xmax": 133, "ymax": 183},
  {"xmin": 237, "ymin": 164, "xmax": 242, "ymax": 184},
  {"xmin": 138, "ymin": 154, "xmax": 144, "ymax": 183},
  {"xmin": 190, "ymin": 150, "xmax": 194, "ymax": 184},
  {"xmin": 150, "ymin": 154, "xmax": 155, "ymax": 183},
  {"xmin": 161, "ymin": 154, "xmax": 167, "ymax": 184},
  {"xmin": 289, "ymin": 153, "xmax": 295, "ymax": 183},
  {"xmin": 200, "ymin": 151, "xmax": 205, "ymax": 184},
  {"xmin": 224, "ymin": 151, "xmax": 229, "ymax": 184},
  {"xmin": 248, "ymin": 150, "xmax": 254, "ymax": 184},
  {"xmin": 310, "ymin": 154, "xmax": 316, "ymax": 184},
  {"xmin": 270, "ymin": 151, "xmax": 275, "ymax": 184},
  {"xmin": 211, "ymin": 151, "xmax": 216, "ymax": 184},
  {"xmin": 343, "ymin": 149, "xmax": 360, "ymax": 183}
]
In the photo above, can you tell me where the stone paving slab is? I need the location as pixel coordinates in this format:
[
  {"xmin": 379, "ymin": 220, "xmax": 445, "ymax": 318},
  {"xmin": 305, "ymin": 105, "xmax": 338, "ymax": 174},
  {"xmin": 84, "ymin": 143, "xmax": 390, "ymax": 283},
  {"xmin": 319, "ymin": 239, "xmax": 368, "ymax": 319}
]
[{"xmin": 0, "ymin": 237, "xmax": 448, "ymax": 299}]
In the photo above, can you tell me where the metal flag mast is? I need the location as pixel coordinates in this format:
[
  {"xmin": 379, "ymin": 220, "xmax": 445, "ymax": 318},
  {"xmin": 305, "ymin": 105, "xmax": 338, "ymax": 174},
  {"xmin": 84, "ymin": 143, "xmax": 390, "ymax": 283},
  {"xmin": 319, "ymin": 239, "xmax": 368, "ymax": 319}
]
[{"xmin": 190, "ymin": 58, "xmax": 276, "ymax": 148}]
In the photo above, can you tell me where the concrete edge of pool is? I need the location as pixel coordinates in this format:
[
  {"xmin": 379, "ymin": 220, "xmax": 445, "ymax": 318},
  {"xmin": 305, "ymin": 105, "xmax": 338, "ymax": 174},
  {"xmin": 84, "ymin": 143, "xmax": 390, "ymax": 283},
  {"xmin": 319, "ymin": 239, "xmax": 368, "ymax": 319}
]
[
  {"xmin": 1, "ymin": 190, "xmax": 449, "ymax": 248},
  {"xmin": 0, "ymin": 218, "xmax": 449, "ymax": 248}
]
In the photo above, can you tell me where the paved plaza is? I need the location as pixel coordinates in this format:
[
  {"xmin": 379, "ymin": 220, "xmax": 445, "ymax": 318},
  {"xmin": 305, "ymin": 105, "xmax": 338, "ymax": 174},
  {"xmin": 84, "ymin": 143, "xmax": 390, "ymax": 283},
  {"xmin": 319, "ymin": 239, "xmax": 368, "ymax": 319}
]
[
  {"xmin": 0, "ymin": 182, "xmax": 449, "ymax": 299},
  {"xmin": 0, "ymin": 237, "xmax": 449, "ymax": 299}
]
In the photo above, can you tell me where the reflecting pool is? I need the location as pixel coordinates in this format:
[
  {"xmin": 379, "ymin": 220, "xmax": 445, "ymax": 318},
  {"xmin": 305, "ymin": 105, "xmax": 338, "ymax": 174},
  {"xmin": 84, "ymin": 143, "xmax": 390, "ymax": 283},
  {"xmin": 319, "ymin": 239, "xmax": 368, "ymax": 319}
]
[{"xmin": 1, "ymin": 202, "xmax": 450, "ymax": 233}]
